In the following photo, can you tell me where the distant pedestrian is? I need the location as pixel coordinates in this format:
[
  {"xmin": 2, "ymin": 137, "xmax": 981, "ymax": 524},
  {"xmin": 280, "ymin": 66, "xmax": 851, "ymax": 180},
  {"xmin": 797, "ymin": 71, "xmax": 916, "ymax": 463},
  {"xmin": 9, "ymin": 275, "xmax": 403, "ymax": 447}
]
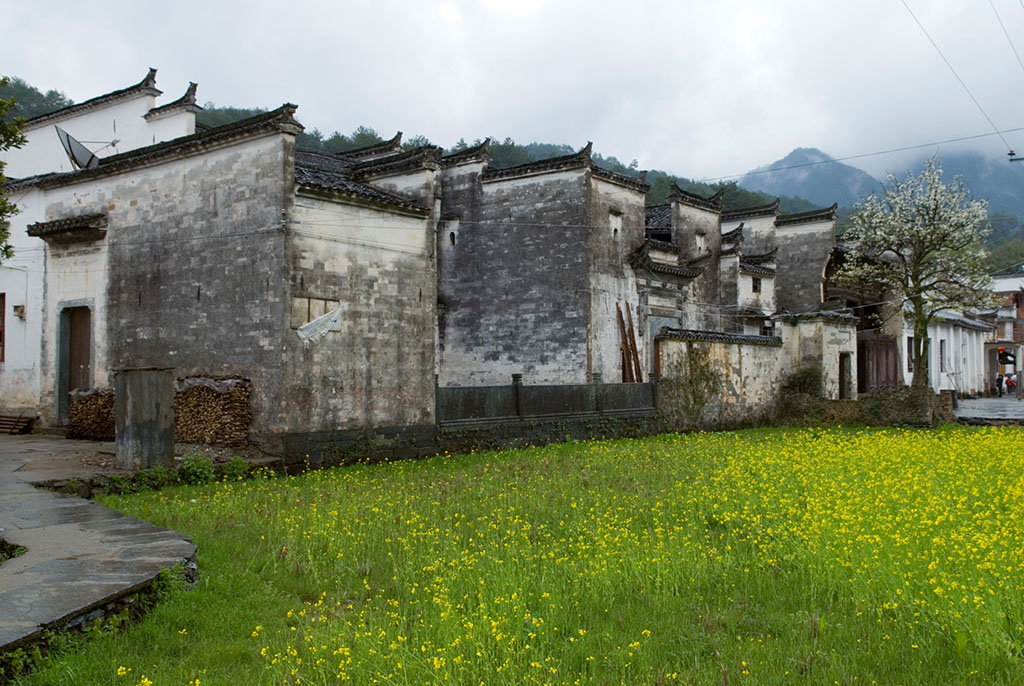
[
  {"xmin": 1008, "ymin": 374, "xmax": 1018, "ymax": 394},
  {"xmin": 997, "ymin": 373, "xmax": 1005, "ymax": 397}
]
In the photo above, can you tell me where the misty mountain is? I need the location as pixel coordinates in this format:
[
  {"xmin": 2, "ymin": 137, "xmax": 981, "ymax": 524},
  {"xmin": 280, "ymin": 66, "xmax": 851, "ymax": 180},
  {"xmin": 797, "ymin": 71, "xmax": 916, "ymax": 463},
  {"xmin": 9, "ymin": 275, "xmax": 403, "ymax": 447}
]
[
  {"xmin": 739, "ymin": 148, "xmax": 882, "ymax": 209},
  {"xmin": 912, "ymin": 151, "xmax": 1024, "ymax": 220}
]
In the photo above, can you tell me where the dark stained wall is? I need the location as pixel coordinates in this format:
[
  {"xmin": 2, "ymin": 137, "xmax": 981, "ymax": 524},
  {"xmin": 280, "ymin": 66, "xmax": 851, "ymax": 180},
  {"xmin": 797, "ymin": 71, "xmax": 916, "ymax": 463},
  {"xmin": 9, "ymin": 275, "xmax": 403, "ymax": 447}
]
[
  {"xmin": 438, "ymin": 166, "xmax": 590, "ymax": 385},
  {"xmin": 103, "ymin": 134, "xmax": 292, "ymax": 443},
  {"xmin": 775, "ymin": 221, "xmax": 834, "ymax": 314},
  {"xmin": 674, "ymin": 201, "xmax": 722, "ymax": 331}
]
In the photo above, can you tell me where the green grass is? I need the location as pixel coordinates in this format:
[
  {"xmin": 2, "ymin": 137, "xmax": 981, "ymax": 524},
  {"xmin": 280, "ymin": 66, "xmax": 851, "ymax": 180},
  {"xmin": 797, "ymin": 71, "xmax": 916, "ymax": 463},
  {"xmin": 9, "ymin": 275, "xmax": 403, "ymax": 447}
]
[{"xmin": 12, "ymin": 426, "xmax": 1024, "ymax": 685}]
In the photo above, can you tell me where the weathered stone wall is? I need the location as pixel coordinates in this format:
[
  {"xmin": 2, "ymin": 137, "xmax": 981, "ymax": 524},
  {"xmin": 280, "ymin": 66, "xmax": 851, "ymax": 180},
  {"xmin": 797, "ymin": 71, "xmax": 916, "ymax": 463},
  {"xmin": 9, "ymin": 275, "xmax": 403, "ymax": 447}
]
[
  {"xmin": 586, "ymin": 176, "xmax": 648, "ymax": 381},
  {"xmin": 438, "ymin": 167, "xmax": 590, "ymax": 385},
  {"xmin": 674, "ymin": 201, "xmax": 721, "ymax": 331},
  {"xmin": 775, "ymin": 220, "xmax": 834, "ymax": 313},
  {"xmin": 778, "ymin": 315, "xmax": 858, "ymax": 399},
  {"xmin": 718, "ymin": 255, "xmax": 741, "ymax": 333},
  {"xmin": 656, "ymin": 332, "xmax": 784, "ymax": 428},
  {"xmin": 284, "ymin": 190, "xmax": 438, "ymax": 432},
  {"xmin": 727, "ymin": 214, "xmax": 776, "ymax": 255},
  {"xmin": 96, "ymin": 133, "xmax": 292, "ymax": 444}
]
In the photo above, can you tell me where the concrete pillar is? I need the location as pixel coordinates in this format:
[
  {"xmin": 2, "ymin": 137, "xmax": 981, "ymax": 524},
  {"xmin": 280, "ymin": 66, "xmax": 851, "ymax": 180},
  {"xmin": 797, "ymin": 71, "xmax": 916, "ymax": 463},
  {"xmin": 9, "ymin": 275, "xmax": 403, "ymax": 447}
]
[
  {"xmin": 512, "ymin": 374, "xmax": 524, "ymax": 420},
  {"xmin": 115, "ymin": 368, "xmax": 175, "ymax": 470}
]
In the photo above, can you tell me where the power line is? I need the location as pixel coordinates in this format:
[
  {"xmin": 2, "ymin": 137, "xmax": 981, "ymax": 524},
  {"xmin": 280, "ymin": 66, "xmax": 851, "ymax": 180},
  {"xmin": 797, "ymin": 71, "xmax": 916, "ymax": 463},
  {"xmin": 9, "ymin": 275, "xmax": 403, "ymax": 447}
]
[
  {"xmin": 698, "ymin": 126, "xmax": 1024, "ymax": 183},
  {"xmin": 990, "ymin": 0, "xmax": 1024, "ymax": 81},
  {"xmin": 900, "ymin": 0, "xmax": 1014, "ymax": 152}
]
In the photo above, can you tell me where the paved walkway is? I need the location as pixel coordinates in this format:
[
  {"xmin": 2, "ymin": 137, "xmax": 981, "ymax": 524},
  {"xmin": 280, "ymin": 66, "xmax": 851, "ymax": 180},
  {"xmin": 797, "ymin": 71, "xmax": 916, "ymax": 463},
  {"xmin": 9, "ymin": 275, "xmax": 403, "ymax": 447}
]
[
  {"xmin": 955, "ymin": 395, "xmax": 1024, "ymax": 421},
  {"xmin": 0, "ymin": 435, "xmax": 196, "ymax": 652}
]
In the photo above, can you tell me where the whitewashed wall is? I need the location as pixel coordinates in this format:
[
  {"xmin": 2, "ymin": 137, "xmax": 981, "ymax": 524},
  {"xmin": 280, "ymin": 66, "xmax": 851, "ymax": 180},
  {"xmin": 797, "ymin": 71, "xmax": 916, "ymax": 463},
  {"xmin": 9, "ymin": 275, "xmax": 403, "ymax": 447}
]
[{"xmin": 3, "ymin": 82, "xmax": 195, "ymax": 178}]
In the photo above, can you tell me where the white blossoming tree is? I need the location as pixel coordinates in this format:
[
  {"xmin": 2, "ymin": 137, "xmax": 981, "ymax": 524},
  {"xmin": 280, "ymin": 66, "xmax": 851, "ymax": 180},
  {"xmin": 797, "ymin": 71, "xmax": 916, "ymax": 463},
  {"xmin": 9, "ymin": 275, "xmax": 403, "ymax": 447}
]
[{"xmin": 837, "ymin": 159, "xmax": 994, "ymax": 387}]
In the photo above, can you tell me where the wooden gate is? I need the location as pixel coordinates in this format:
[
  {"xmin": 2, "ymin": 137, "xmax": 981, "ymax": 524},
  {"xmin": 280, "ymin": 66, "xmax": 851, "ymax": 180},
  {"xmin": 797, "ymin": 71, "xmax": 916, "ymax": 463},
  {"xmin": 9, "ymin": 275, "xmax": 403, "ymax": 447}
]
[{"xmin": 857, "ymin": 331, "xmax": 899, "ymax": 393}]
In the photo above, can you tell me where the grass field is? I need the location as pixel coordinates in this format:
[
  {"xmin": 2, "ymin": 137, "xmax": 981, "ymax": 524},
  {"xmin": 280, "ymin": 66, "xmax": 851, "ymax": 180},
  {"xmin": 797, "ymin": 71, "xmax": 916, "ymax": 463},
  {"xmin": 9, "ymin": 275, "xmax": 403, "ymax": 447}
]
[{"xmin": 11, "ymin": 426, "xmax": 1024, "ymax": 685}]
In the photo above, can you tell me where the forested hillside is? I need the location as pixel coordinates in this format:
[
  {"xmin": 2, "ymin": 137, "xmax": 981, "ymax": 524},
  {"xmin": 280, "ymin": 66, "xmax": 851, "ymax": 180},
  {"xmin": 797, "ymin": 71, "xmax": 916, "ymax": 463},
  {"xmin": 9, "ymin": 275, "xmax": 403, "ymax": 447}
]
[{"xmin": 0, "ymin": 78, "xmax": 889, "ymax": 216}]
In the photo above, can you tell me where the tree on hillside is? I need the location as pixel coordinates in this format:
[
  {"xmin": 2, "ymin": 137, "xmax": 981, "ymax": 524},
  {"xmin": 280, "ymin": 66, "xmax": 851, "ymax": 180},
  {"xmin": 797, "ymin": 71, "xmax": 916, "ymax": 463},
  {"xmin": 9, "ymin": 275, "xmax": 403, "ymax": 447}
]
[
  {"xmin": 836, "ymin": 159, "xmax": 993, "ymax": 387},
  {"xmin": 0, "ymin": 76, "xmax": 73, "ymax": 121}
]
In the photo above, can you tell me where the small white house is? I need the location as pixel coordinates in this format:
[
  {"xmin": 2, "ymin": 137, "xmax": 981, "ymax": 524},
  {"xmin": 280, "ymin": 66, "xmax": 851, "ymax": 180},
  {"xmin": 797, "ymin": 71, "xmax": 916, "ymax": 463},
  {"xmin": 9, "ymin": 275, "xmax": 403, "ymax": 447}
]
[
  {"xmin": 898, "ymin": 311, "xmax": 991, "ymax": 396},
  {"xmin": 0, "ymin": 69, "xmax": 200, "ymax": 416}
]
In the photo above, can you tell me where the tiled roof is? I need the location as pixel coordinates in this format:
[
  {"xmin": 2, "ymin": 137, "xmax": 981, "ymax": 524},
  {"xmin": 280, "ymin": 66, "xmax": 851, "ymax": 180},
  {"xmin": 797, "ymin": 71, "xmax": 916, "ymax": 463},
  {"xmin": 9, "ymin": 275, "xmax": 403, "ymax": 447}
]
[
  {"xmin": 23, "ymin": 68, "xmax": 162, "ymax": 130},
  {"xmin": 337, "ymin": 132, "xmax": 404, "ymax": 161},
  {"xmin": 721, "ymin": 225, "xmax": 744, "ymax": 242},
  {"xmin": 938, "ymin": 311, "xmax": 994, "ymax": 332},
  {"xmin": 442, "ymin": 138, "xmax": 491, "ymax": 165},
  {"xmin": 27, "ymin": 213, "xmax": 107, "ymax": 244},
  {"xmin": 294, "ymin": 150, "xmax": 429, "ymax": 214},
  {"xmin": 630, "ymin": 240, "xmax": 702, "ymax": 279},
  {"xmin": 633, "ymin": 256, "xmax": 704, "ymax": 278},
  {"xmin": 776, "ymin": 309, "xmax": 859, "ymax": 323},
  {"xmin": 145, "ymin": 82, "xmax": 200, "ymax": 120},
  {"xmin": 655, "ymin": 327, "xmax": 782, "ymax": 346},
  {"xmin": 645, "ymin": 204, "xmax": 671, "ymax": 230},
  {"xmin": 669, "ymin": 183, "xmax": 723, "ymax": 211},
  {"xmin": 11, "ymin": 104, "xmax": 304, "ymax": 191},
  {"xmin": 591, "ymin": 165, "xmax": 648, "ymax": 192},
  {"xmin": 480, "ymin": 142, "xmax": 647, "ymax": 190},
  {"xmin": 740, "ymin": 262, "xmax": 776, "ymax": 277},
  {"xmin": 483, "ymin": 142, "xmax": 593, "ymax": 181},
  {"xmin": 350, "ymin": 145, "xmax": 443, "ymax": 178},
  {"xmin": 645, "ymin": 238, "xmax": 680, "ymax": 254},
  {"xmin": 741, "ymin": 247, "xmax": 777, "ymax": 265},
  {"xmin": 776, "ymin": 203, "xmax": 838, "ymax": 226},
  {"xmin": 721, "ymin": 199, "xmax": 779, "ymax": 221}
]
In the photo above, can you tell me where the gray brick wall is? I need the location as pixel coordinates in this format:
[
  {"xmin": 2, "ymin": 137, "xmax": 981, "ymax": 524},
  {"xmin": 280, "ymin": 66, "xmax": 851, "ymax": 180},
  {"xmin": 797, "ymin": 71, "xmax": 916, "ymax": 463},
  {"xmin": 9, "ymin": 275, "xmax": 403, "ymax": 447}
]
[
  {"xmin": 105, "ymin": 136, "xmax": 291, "ymax": 441},
  {"xmin": 438, "ymin": 167, "xmax": 590, "ymax": 385}
]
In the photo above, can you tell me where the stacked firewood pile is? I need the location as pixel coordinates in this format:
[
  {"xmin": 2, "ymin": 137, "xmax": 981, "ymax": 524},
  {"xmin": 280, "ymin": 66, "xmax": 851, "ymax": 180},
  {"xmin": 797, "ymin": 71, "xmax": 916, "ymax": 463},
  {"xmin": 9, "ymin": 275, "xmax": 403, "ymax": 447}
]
[
  {"xmin": 64, "ymin": 378, "xmax": 251, "ymax": 444},
  {"xmin": 173, "ymin": 378, "xmax": 251, "ymax": 445},
  {"xmin": 67, "ymin": 388, "xmax": 116, "ymax": 440}
]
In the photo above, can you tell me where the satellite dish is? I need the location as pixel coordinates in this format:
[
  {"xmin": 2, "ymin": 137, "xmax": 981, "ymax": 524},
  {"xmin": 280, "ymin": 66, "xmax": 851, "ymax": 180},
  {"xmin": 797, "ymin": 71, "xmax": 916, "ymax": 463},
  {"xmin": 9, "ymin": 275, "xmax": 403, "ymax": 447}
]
[{"xmin": 55, "ymin": 126, "xmax": 100, "ymax": 170}]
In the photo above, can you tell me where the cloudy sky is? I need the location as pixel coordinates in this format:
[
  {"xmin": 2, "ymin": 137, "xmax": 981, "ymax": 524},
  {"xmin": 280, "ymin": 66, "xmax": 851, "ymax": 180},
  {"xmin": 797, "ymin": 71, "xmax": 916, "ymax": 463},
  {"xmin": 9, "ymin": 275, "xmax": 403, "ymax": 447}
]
[{"xmin": 5, "ymin": 0, "xmax": 1024, "ymax": 181}]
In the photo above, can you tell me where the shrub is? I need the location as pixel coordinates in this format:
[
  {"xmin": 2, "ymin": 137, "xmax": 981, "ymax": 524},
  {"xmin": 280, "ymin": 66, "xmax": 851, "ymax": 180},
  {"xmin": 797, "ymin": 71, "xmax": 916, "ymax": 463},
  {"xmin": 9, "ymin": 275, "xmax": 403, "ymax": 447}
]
[
  {"xmin": 105, "ymin": 474, "xmax": 137, "ymax": 495},
  {"xmin": 179, "ymin": 452, "xmax": 215, "ymax": 485},
  {"xmin": 222, "ymin": 457, "xmax": 250, "ymax": 481},
  {"xmin": 139, "ymin": 464, "xmax": 177, "ymax": 490},
  {"xmin": 784, "ymin": 364, "xmax": 823, "ymax": 396}
]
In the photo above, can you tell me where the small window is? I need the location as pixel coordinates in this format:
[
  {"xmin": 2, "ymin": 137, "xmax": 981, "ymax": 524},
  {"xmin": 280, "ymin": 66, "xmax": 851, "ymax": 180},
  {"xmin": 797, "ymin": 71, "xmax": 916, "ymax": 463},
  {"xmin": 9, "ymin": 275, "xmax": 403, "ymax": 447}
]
[
  {"xmin": 751, "ymin": 277, "xmax": 761, "ymax": 293},
  {"xmin": 695, "ymin": 234, "xmax": 706, "ymax": 253},
  {"xmin": 610, "ymin": 212, "xmax": 622, "ymax": 239},
  {"xmin": 449, "ymin": 232, "xmax": 456, "ymax": 246}
]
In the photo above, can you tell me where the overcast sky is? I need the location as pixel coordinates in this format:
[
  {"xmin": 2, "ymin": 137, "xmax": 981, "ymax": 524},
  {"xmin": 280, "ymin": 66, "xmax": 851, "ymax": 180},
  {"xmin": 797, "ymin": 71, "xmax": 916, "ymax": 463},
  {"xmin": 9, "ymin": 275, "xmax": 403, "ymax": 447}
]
[{"xmin": 5, "ymin": 0, "xmax": 1024, "ymax": 181}]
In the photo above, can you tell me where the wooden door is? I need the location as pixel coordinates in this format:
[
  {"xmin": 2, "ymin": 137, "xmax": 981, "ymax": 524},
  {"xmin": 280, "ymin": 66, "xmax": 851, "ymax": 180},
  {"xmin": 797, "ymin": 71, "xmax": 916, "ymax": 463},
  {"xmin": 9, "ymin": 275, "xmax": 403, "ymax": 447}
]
[{"xmin": 68, "ymin": 307, "xmax": 91, "ymax": 392}]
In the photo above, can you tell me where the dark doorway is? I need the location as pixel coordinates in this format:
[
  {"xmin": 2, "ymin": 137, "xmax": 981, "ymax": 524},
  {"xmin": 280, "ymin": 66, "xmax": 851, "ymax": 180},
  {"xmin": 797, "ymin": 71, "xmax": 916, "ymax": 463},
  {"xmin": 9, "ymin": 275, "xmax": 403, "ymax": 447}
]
[
  {"xmin": 58, "ymin": 306, "xmax": 91, "ymax": 424},
  {"xmin": 839, "ymin": 352, "xmax": 853, "ymax": 399}
]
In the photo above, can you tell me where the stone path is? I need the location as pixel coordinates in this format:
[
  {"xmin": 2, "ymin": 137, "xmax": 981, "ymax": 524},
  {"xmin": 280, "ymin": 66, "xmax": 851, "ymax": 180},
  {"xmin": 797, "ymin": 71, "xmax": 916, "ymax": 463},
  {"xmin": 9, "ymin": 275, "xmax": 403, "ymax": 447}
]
[
  {"xmin": 955, "ymin": 395, "xmax": 1024, "ymax": 422},
  {"xmin": 0, "ymin": 435, "xmax": 196, "ymax": 652}
]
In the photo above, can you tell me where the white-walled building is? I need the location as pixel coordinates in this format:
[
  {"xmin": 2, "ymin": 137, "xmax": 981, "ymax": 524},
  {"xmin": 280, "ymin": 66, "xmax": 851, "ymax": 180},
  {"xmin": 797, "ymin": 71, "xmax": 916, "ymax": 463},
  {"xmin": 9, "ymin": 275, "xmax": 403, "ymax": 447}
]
[
  {"xmin": 1, "ymin": 69, "xmax": 200, "ymax": 418},
  {"xmin": 897, "ymin": 313, "xmax": 990, "ymax": 396}
]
